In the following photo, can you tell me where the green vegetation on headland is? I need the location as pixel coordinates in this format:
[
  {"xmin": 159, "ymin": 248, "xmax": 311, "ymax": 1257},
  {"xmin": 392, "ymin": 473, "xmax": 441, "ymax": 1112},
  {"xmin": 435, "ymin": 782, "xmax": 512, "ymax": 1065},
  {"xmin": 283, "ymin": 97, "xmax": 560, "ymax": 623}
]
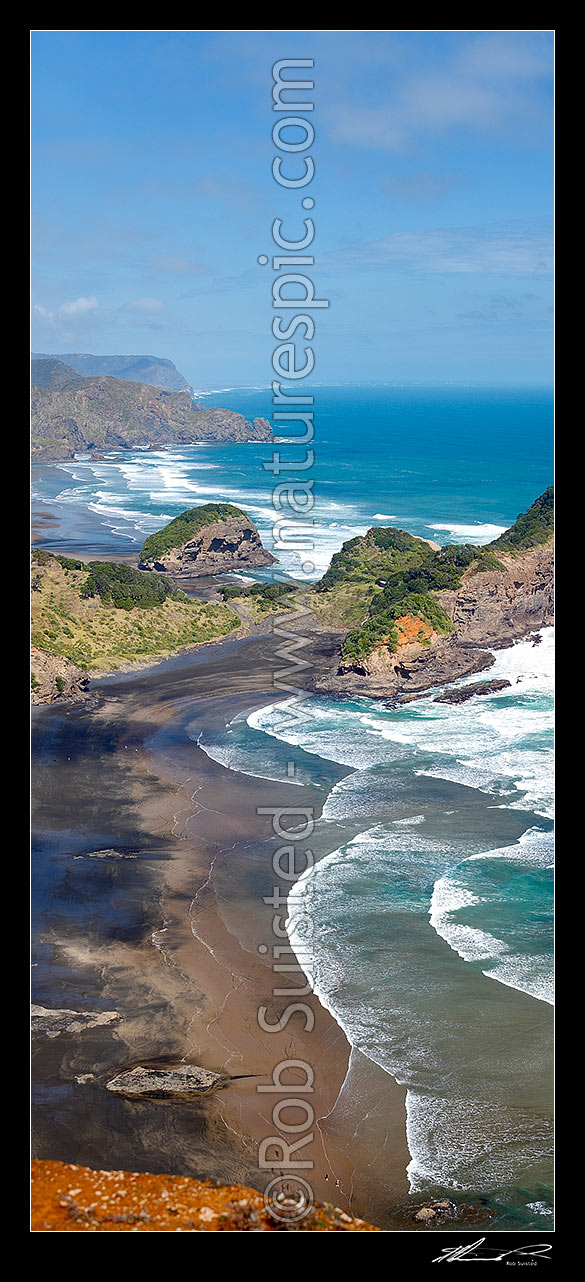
[
  {"xmin": 219, "ymin": 580, "xmax": 298, "ymax": 612},
  {"xmin": 491, "ymin": 485, "xmax": 554, "ymax": 552},
  {"xmin": 341, "ymin": 592, "xmax": 454, "ymax": 664},
  {"xmin": 82, "ymin": 560, "xmax": 187, "ymax": 609},
  {"xmin": 31, "ymin": 550, "xmax": 239, "ymax": 672},
  {"xmin": 140, "ymin": 504, "xmax": 249, "ymax": 563},
  {"xmin": 313, "ymin": 488, "xmax": 553, "ymax": 663}
]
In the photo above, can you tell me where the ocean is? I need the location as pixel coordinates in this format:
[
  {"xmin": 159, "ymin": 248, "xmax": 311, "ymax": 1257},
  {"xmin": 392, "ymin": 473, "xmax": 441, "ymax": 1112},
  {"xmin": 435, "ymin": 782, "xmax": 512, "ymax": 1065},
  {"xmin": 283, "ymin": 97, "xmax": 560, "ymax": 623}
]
[
  {"xmin": 32, "ymin": 385, "xmax": 553, "ymax": 578},
  {"xmin": 32, "ymin": 384, "xmax": 554, "ymax": 1225}
]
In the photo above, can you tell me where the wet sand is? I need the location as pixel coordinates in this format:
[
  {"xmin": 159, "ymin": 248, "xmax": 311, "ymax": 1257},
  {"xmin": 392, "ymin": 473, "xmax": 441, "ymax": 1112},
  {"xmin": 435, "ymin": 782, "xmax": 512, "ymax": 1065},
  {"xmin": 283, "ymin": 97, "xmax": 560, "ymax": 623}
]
[{"xmin": 31, "ymin": 629, "xmax": 413, "ymax": 1229}]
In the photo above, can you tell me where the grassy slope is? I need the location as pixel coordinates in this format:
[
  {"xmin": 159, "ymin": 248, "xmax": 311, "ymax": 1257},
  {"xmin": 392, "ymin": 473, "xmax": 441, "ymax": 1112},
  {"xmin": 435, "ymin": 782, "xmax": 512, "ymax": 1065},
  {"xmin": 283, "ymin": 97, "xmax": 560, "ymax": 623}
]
[
  {"xmin": 313, "ymin": 528, "xmax": 432, "ymax": 629},
  {"xmin": 31, "ymin": 552, "xmax": 239, "ymax": 673}
]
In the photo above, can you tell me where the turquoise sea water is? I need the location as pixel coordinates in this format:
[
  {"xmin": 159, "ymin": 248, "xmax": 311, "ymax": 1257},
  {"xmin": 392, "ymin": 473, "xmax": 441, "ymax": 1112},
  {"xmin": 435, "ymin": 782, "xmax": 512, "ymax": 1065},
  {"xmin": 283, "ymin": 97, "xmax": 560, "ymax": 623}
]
[
  {"xmin": 32, "ymin": 385, "xmax": 554, "ymax": 1225},
  {"xmin": 33, "ymin": 385, "xmax": 553, "ymax": 578}
]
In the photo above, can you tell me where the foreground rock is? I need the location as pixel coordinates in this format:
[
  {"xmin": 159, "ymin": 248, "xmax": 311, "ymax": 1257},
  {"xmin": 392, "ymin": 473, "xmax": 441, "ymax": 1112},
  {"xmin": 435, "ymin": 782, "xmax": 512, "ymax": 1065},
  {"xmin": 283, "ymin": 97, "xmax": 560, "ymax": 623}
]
[
  {"xmin": 32, "ymin": 1161, "xmax": 380, "ymax": 1231},
  {"xmin": 31, "ymin": 1006, "xmax": 119, "ymax": 1038},
  {"xmin": 434, "ymin": 678, "xmax": 511, "ymax": 704},
  {"xmin": 139, "ymin": 504, "xmax": 275, "ymax": 576},
  {"xmin": 105, "ymin": 1063, "xmax": 227, "ymax": 1099},
  {"xmin": 310, "ymin": 631, "xmax": 498, "ymax": 701}
]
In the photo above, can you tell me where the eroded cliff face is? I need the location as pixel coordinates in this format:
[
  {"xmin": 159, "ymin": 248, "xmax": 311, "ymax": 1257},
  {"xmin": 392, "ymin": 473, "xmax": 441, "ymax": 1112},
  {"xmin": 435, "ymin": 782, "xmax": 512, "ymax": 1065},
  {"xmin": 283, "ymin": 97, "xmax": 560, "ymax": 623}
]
[
  {"xmin": 140, "ymin": 513, "xmax": 275, "ymax": 577},
  {"xmin": 31, "ymin": 646, "xmax": 90, "ymax": 705},
  {"xmin": 311, "ymin": 542, "xmax": 553, "ymax": 700},
  {"xmin": 438, "ymin": 543, "xmax": 553, "ymax": 645}
]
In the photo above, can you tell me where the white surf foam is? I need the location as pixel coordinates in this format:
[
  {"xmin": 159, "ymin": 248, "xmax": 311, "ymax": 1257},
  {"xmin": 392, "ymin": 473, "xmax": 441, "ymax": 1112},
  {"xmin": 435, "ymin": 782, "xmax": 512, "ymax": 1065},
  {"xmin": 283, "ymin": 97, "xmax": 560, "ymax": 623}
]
[{"xmin": 428, "ymin": 520, "xmax": 508, "ymax": 543}]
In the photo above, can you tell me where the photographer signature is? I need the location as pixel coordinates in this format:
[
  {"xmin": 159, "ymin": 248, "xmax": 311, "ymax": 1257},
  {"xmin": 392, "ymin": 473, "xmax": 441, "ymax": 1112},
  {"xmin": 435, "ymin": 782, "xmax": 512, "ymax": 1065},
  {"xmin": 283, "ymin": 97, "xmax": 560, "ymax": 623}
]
[{"xmin": 433, "ymin": 1238, "xmax": 552, "ymax": 1263}]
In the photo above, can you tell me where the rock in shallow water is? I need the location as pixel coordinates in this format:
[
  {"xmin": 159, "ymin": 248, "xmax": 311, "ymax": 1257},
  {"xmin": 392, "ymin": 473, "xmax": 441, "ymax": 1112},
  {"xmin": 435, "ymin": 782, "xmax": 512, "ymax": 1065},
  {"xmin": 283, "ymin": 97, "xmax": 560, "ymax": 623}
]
[
  {"xmin": 413, "ymin": 1199, "xmax": 456, "ymax": 1224},
  {"xmin": 105, "ymin": 1063, "xmax": 227, "ymax": 1099},
  {"xmin": 31, "ymin": 1006, "xmax": 119, "ymax": 1038},
  {"xmin": 433, "ymin": 678, "xmax": 511, "ymax": 704}
]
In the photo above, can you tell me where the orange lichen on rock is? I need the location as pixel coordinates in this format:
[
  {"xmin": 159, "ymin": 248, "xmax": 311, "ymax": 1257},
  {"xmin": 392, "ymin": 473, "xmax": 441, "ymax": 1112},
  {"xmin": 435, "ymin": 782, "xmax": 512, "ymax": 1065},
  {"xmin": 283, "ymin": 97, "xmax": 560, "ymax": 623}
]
[
  {"xmin": 394, "ymin": 614, "xmax": 433, "ymax": 646},
  {"xmin": 31, "ymin": 1161, "xmax": 380, "ymax": 1232}
]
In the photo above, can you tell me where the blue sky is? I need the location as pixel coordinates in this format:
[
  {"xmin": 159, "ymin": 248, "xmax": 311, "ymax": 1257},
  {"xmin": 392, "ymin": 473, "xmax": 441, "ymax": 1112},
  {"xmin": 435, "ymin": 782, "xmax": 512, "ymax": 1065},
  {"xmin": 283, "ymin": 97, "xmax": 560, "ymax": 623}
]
[{"xmin": 31, "ymin": 30, "xmax": 553, "ymax": 388}]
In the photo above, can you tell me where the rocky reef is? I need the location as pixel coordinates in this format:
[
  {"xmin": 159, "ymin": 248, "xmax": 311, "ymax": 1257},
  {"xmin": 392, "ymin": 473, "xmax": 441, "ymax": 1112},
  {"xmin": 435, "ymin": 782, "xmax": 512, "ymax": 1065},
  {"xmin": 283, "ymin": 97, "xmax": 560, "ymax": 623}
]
[
  {"xmin": 433, "ymin": 678, "xmax": 511, "ymax": 704},
  {"xmin": 139, "ymin": 503, "xmax": 275, "ymax": 576}
]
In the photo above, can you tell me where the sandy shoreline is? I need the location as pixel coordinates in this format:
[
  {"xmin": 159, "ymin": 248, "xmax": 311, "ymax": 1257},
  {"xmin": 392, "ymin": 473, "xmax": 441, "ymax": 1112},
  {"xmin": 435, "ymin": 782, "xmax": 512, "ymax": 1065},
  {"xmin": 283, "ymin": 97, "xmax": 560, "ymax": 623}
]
[{"xmin": 32, "ymin": 627, "xmax": 413, "ymax": 1230}]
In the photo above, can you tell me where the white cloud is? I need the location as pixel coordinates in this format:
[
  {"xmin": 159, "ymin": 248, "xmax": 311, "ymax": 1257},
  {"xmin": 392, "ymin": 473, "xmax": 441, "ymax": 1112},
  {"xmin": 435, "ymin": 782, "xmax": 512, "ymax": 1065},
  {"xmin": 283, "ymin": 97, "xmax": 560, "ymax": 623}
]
[
  {"xmin": 32, "ymin": 295, "xmax": 99, "ymax": 325},
  {"xmin": 326, "ymin": 33, "xmax": 552, "ymax": 151},
  {"xmin": 321, "ymin": 219, "xmax": 553, "ymax": 278}
]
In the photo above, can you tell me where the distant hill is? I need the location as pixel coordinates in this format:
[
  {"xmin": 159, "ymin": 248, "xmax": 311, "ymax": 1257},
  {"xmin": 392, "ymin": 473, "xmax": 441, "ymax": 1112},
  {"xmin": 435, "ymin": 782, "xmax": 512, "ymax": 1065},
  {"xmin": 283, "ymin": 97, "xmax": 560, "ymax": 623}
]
[
  {"xmin": 31, "ymin": 358, "xmax": 82, "ymax": 390},
  {"xmin": 32, "ymin": 352, "xmax": 191, "ymax": 393},
  {"xmin": 31, "ymin": 360, "xmax": 271, "ymax": 460}
]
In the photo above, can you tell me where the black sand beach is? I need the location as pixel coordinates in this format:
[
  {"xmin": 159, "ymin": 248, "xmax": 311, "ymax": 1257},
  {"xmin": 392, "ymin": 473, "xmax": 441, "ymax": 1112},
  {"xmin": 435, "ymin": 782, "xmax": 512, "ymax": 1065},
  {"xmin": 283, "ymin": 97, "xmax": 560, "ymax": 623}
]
[{"xmin": 32, "ymin": 628, "xmax": 418, "ymax": 1228}]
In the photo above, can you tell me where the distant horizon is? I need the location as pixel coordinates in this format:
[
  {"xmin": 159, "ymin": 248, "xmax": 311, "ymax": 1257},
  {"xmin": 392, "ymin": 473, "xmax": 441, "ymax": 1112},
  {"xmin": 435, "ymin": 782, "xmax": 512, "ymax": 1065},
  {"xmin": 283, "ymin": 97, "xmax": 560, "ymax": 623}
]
[{"xmin": 31, "ymin": 352, "xmax": 554, "ymax": 393}]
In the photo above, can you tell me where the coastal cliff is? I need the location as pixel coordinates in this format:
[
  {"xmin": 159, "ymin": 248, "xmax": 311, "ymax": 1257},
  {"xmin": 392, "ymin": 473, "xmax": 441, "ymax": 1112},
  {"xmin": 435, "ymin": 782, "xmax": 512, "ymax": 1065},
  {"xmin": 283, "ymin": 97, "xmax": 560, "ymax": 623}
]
[
  {"xmin": 31, "ymin": 360, "xmax": 271, "ymax": 460},
  {"xmin": 309, "ymin": 488, "xmax": 554, "ymax": 700},
  {"xmin": 139, "ymin": 503, "xmax": 275, "ymax": 576}
]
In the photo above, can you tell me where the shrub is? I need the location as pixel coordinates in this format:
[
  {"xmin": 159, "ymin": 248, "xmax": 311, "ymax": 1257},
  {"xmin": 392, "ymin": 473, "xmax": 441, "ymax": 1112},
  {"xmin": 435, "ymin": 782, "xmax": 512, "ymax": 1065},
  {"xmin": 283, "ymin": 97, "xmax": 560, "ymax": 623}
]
[{"xmin": 81, "ymin": 562, "xmax": 180, "ymax": 610}]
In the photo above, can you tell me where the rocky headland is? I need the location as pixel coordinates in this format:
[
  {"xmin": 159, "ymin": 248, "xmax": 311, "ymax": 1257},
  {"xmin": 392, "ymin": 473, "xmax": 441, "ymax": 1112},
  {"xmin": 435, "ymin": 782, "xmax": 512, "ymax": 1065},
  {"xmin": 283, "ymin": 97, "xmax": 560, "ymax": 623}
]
[
  {"xmin": 31, "ymin": 359, "xmax": 271, "ymax": 461},
  {"xmin": 306, "ymin": 488, "xmax": 554, "ymax": 702}
]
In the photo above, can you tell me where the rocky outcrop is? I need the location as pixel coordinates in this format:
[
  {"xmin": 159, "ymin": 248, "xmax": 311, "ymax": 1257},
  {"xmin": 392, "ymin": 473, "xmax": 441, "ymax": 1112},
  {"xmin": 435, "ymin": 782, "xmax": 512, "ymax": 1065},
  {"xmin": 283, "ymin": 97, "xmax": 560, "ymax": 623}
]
[
  {"xmin": 139, "ymin": 506, "xmax": 275, "ymax": 577},
  {"xmin": 311, "ymin": 633, "xmax": 497, "ymax": 699},
  {"xmin": 31, "ymin": 646, "xmax": 90, "ymax": 705},
  {"xmin": 434, "ymin": 679, "xmax": 511, "ymax": 704},
  {"xmin": 105, "ymin": 1063, "xmax": 227, "ymax": 1099},
  {"xmin": 31, "ymin": 1006, "xmax": 119, "ymax": 1038},
  {"xmin": 31, "ymin": 360, "xmax": 272, "ymax": 460},
  {"xmin": 412, "ymin": 1199, "xmax": 456, "ymax": 1225}
]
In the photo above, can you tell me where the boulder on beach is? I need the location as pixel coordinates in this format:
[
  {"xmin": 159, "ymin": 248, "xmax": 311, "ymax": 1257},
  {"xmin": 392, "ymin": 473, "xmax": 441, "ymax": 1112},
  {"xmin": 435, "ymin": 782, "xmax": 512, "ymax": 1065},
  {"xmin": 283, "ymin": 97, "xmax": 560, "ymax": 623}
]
[{"xmin": 105, "ymin": 1063, "xmax": 227, "ymax": 1099}]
